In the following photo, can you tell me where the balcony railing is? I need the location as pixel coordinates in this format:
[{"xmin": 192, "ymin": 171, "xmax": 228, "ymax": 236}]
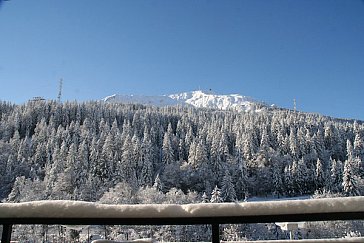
[{"xmin": 1, "ymin": 196, "xmax": 364, "ymax": 243}]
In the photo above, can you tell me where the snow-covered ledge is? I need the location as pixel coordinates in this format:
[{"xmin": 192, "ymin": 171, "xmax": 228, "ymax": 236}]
[{"xmin": 0, "ymin": 196, "xmax": 364, "ymax": 219}]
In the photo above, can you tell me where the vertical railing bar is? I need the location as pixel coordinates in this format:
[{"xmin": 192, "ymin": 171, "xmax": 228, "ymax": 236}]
[
  {"xmin": 212, "ymin": 223, "xmax": 220, "ymax": 243},
  {"xmin": 1, "ymin": 224, "xmax": 12, "ymax": 243}
]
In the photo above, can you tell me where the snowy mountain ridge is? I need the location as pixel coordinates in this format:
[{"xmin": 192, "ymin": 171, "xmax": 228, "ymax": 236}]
[
  {"xmin": 103, "ymin": 90, "xmax": 268, "ymax": 112},
  {"xmin": 103, "ymin": 94, "xmax": 184, "ymax": 107}
]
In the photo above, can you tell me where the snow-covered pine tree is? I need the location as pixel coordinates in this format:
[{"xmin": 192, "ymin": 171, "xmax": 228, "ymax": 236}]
[
  {"xmin": 121, "ymin": 134, "xmax": 138, "ymax": 188},
  {"xmin": 353, "ymin": 132, "xmax": 364, "ymax": 176},
  {"xmin": 139, "ymin": 129, "xmax": 154, "ymax": 186},
  {"xmin": 342, "ymin": 140, "xmax": 360, "ymax": 196},
  {"xmin": 330, "ymin": 158, "xmax": 343, "ymax": 193},
  {"xmin": 210, "ymin": 185, "xmax": 222, "ymax": 203},
  {"xmin": 313, "ymin": 129, "xmax": 325, "ymax": 160},
  {"xmin": 354, "ymin": 132, "xmax": 364, "ymax": 159},
  {"xmin": 291, "ymin": 160, "xmax": 303, "ymax": 195},
  {"xmin": 153, "ymin": 174, "xmax": 164, "ymax": 192},
  {"xmin": 101, "ymin": 131, "xmax": 116, "ymax": 178},
  {"xmin": 236, "ymin": 150, "xmax": 249, "ymax": 200},
  {"xmin": 202, "ymin": 192, "xmax": 209, "ymax": 203},
  {"xmin": 221, "ymin": 170, "xmax": 237, "ymax": 202},
  {"xmin": 284, "ymin": 164, "xmax": 294, "ymax": 196},
  {"xmin": 77, "ymin": 140, "xmax": 90, "ymax": 188},
  {"xmin": 259, "ymin": 126, "xmax": 271, "ymax": 152},
  {"xmin": 272, "ymin": 161, "xmax": 283, "ymax": 197},
  {"xmin": 162, "ymin": 130, "xmax": 175, "ymax": 165},
  {"xmin": 210, "ymin": 132, "xmax": 223, "ymax": 177},
  {"xmin": 289, "ymin": 127, "xmax": 299, "ymax": 159},
  {"xmin": 342, "ymin": 158, "xmax": 359, "ymax": 196},
  {"xmin": 7, "ymin": 176, "xmax": 26, "ymax": 202},
  {"xmin": 315, "ymin": 158, "xmax": 325, "ymax": 191}
]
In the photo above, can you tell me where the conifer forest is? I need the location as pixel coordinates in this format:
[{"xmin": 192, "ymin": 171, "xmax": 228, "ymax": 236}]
[{"xmin": 0, "ymin": 100, "xmax": 363, "ymax": 241}]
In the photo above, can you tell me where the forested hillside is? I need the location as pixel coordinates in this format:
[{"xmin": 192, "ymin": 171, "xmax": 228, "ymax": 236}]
[
  {"xmin": 0, "ymin": 100, "xmax": 363, "ymax": 204},
  {"xmin": 1, "ymin": 100, "xmax": 364, "ymax": 241}
]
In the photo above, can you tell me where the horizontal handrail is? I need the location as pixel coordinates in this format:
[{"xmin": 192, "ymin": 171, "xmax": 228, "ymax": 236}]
[
  {"xmin": 1, "ymin": 197, "xmax": 364, "ymax": 243},
  {"xmin": 1, "ymin": 211, "xmax": 364, "ymax": 225},
  {"xmin": 222, "ymin": 240, "xmax": 364, "ymax": 243}
]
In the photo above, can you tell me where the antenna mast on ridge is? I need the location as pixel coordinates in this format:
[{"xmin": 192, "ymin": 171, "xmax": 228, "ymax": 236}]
[
  {"xmin": 293, "ymin": 98, "xmax": 296, "ymax": 112},
  {"xmin": 57, "ymin": 78, "xmax": 63, "ymax": 103}
]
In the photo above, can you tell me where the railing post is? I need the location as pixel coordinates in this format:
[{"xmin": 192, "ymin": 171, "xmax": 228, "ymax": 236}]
[
  {"xmin": 1, "ymin": 224, "xmax": 12, "ymax": 243},
  {"xmin": 212, "ymin": 223, "xmax": 220, "ymax": 243}
]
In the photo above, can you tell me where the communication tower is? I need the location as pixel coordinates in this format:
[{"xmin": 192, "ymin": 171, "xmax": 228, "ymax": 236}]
[
  {"xmin": 293, "ymin": 98, "xmax": 297, "ymax": 112},
  {"xmin": 57, "ymin": 78, "xmax": 63, "ymax": 103}
]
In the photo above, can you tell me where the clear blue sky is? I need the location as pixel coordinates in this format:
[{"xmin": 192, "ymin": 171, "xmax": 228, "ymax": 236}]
[{"xmin": 0, "ymin": 0, "xmax": 363, "ymax": 120}]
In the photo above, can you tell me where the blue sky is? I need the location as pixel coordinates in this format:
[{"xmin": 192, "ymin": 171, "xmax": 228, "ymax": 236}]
[{"xmin": 0, "ymin": 0, "xmax": 363, "ymax": 120}]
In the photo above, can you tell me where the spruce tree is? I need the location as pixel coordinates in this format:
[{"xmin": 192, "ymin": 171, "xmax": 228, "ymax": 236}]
[
  {"xmin": 342, "ymin": 159, "xmax": 359, "ymax": 196},
  {"xmin": 153, "ymin": 174, "xmax": 164, "ymax": 192},
  {"xmin": 210, "ymin": 185, "xmax": 222, "ymax": 203},
  {"xmin": 272, "ymin": 162, "xmax": 283, "ymax": 197},
  {"xmin": 202, "ymin": 192, "xmax": 209, "ymax": 203},
  {"xmin": 315, "ymin": 158, "xmax": 325, "ymax": 191},
  {"xmin": 221, "ymin": 170, "xmax": 237, "ymax": 202}
]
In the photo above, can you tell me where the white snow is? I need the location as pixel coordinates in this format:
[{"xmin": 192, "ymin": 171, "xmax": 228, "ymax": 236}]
[
  {"xmin": 103, "ymin": 94, "xmax": 184, "ymax": 107},
  {"xmin": 221, "ymin": 239, "xmax": 364, "ymax": 243},
  {"xmin": 92, "ymin": 239, "xmax": 155, "ymax": 243},
  {"xmin": 168, "ymin": 90, "xmax": 263, "ymax": 112},
  {"xmin": 103, "ymin": 90, "xmax": 267, "ymax": 112},
  {"xmin": 247, "ymin": 195, "xmax": 311, "ymax": 202},
  {"xmin": 91, "ymin": 239, "xmax": 364, "ymax": 243},
  {"xmin": 0, "ymin": 196, "xmax": 363, "ymax": 219}
]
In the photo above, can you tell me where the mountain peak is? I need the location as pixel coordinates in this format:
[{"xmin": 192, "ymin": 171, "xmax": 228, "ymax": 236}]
[{"xmin": 168, "ymin": 90, "xmax": 264, "ymax": 111}]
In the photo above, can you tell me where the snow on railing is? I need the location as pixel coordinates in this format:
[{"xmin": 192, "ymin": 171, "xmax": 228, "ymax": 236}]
[
  {"xmin": 90, "ymin": 239, "xmax": 364, "ymax": 243},
  {"xmin": 1, "ymin": 196, "xmax": 364, "ymax": 243},
  {"xmin": 1, "ymin": 196, "xmax": 364, "ymax": 219},
  {"xmin": 221, "ymin": 239, "xmax": 364, "ymax": 243}
]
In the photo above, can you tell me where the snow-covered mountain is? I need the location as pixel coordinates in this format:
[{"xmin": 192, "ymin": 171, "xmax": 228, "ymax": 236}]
[
  {"xmin": 103, "ymin": 90, "xmax": 269, "ymax": 112},
  {"xmin": 103, "ymin": 94, "xmax": 184, "ymax": 107},
  {"xmin": 168, "ymin": 90, "xmax": 267, "ymax": 111}
]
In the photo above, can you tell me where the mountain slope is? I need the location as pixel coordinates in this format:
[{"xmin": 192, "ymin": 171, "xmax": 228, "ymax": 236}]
[
  {"xmin": 103, "ymin": 94, "xmax": 184, "ymax": 107},
  {"xmin": 104, "ymin": 90, "xmax": 268, "ymax": 112}
]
